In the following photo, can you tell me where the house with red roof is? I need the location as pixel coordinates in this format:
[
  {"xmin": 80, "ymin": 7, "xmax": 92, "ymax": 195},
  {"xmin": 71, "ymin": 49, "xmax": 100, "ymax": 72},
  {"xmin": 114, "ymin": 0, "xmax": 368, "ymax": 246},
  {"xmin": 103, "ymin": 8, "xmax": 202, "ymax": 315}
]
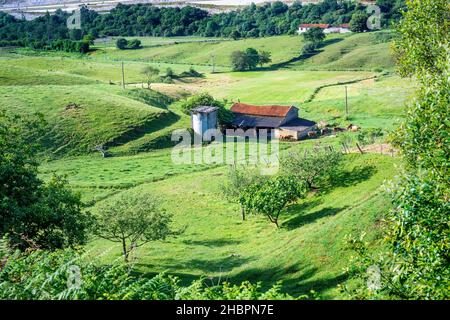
[{"xmin": 229, "ymin": 103, "xmax": 316, "ymax": 140}]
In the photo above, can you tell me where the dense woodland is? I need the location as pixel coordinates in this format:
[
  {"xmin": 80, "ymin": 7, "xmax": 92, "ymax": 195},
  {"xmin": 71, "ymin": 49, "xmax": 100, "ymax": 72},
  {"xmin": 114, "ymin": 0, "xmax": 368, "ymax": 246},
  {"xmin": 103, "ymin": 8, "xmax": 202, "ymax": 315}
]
[{"xmin": 0, "ymin": 0, "xmax": 405, "ymax": 51}]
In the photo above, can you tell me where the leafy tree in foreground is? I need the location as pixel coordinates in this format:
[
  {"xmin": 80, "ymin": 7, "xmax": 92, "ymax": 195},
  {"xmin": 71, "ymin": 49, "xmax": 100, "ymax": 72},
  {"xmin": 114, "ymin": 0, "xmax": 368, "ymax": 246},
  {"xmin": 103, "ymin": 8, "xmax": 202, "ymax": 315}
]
[
  {"xmin": 345, "ymin": 0, "xmax": 449, "ymax": 300},
  {"xmin": 281, "ymin": 147, "xmax": 343, "ymax": 190},
  {"xmin": 95, "ymin": 191, "xmax": 179, "ymax": 262},
  {"xmin": 0, "ymin": 111, "xmax": 92, "ymax": 250},
  {"xmin": 222, "ymin": 165, "xmax": 265, "ymax": 221},
  {"xmin": 241, "ymin": 175, "xmax": 307, "ymax": 228}
]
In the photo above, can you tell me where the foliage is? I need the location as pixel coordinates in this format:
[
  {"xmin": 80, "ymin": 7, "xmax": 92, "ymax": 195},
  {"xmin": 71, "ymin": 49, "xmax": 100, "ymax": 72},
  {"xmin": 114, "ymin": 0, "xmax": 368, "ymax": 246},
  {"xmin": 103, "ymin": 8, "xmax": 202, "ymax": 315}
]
[
  {"xmin": 0, "ymin": 2, "xmax": 406, "ymax": 52},
  {"xmin": 116, "ymin": 38, "xmax": 142, "ymax": 50},
  {"xmin": 231, "ymin": 48, "xmax": 272, "ymax": 71},
  {"xmin": 303, "ymin": 27, "xmax": 325, "ymax": 46},
  {"xmin": 302, "ymin": 41, "xmax": 318, "ymax": 55},
  {"xmin": 349, "ymin": 12, "xmax": 369, "ymax": 32},
  {"xmin": 0, "ymin": 248, "xmax": 296, "ymax": 300},
  {"xmin": 95, "ymin": 191, "xmax": 179, "ymax": 262},
  {"xmin": 357, "ymin": 128, "xmax": 384, "ymax": 146},
  {"xmin": 346, "ymin": 0, "xmax": 450, "ymax": 300},
  {"xmin": 141, "ymin": 66, "xmax": 160, "ymax": 89},
  {"xmin": 222, "ymin": 165, "xmax": 265, "ymax": 220},
  {"xmin": 179, "ymin": 93, "xmax": 234, "ymax": 125},
  {"xmin": 258, "ymin": 50, "xmax": 272, "ymax": 67},
  {"xmin": 281, "ymin": 147, "xmax": 343, "ymax": 189},
  {"xmin": 0, "ymin": 111, "xmax": 92, "ymax": 250},
  {"xmin": 241, "ymin": 175, "xmax": 307, "ymax": 228}
]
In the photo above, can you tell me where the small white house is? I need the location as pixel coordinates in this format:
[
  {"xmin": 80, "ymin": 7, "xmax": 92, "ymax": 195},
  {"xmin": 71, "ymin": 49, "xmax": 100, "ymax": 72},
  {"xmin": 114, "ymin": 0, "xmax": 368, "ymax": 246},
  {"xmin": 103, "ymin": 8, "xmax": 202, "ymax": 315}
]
[{"xmin": 298, "ymin": 23, "xmax": 351, "ymax": 34}]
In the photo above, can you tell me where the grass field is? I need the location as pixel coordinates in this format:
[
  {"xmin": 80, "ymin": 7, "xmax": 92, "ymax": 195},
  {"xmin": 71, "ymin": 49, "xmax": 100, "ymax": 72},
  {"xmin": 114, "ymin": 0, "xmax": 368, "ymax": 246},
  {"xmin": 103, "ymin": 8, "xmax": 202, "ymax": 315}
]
[
  {"xmin": 90, "ymin": 35, "xmax": 303, "ymax": 67},
  {"xmin": 79, "ymin": 151, "xmax": 397, "ymax": 298},
  {"xmin": 1, "ymin": 32, "xmax": 414, "ymax": 298}
]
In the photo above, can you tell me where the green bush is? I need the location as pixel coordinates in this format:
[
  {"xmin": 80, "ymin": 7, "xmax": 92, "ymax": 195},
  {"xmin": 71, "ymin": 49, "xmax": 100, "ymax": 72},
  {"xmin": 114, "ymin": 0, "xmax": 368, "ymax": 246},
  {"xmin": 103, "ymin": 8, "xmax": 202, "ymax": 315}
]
[{"xmin": 180, "ymin": 93, "xmax": 233, "ymax": 125}]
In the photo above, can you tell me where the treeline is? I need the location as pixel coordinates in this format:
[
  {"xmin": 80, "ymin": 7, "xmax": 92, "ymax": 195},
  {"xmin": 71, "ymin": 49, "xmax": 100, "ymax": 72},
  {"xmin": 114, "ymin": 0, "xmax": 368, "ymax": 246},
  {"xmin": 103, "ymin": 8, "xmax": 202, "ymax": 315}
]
[
  {"xmin": 0, "ymin": 10, "xmax": 91, "ymax": 52},
  {"xmin": 0, "ymin": 0, "xmax": 405, "ymax": 51},
  {"xmin": 83, "ymin": 0, "xmax": 405, "ymax": 38}
]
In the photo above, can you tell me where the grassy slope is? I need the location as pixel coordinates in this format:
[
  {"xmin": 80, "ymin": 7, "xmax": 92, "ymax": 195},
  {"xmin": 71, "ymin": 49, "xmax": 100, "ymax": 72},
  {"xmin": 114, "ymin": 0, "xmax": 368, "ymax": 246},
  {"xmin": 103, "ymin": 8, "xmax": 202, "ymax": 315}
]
[
  {"xmin": 15, "ymin": 32, "xmax": 413, "ymax": 298},
  {"xmin": 0, "ymin": 85, "xmax": 174, "ymax": 155},
  {"xmin": 292, "ymin": 32, "xmax": 396, "ymax": 71},
  {"xmin": 80, "ymin": 152, "xmax": 395, "ymax": 298},
  {"xmin": 90, "ymin": 35, "xmax": 303, "ymax": 67}
]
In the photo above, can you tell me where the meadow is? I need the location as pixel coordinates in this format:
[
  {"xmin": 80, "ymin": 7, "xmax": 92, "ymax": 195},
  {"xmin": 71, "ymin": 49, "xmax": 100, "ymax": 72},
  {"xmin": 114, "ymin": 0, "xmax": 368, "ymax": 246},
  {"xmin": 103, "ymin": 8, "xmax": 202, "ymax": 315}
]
[{"xmin": 0, "ymin": 31, "xmax": 415, "ymax": 297}]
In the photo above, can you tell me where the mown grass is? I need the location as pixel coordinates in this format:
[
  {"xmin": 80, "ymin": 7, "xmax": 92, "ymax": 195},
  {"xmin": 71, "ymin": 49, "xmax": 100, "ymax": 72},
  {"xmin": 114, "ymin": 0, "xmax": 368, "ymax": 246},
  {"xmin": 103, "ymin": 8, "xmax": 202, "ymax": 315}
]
[
  {"xmin": 90, "ymin": 35, "xmax": 304, "ymax": 67},
  {"xmin": 0, "ymin": 85, "xmax": 174, "ymax": 156},
  {"xmin": 291, "ymin": 31, "xmax": 396, "ymax": 71},
  {"xmin": 80, "ymin": 152, "xmax": 397, "ymax": 298},
  {"xmin": 7, "ymin": 32, "xmax": 415, "ymax": 298}
]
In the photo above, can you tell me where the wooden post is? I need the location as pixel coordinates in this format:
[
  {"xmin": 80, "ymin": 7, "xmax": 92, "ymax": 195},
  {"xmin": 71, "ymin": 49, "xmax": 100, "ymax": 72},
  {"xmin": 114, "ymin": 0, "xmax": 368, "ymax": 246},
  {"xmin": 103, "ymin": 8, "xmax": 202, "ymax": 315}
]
[
  {"xmin": 345, "ymin": 85, "xmax": 349, "ymax": 119},
  {"xmin": 356, "ymin": 142, "xmax": 364, "ymax": 154},
  {"xmin": 121, "ymin": 61, "xmax": 125, "ymax": 90}
]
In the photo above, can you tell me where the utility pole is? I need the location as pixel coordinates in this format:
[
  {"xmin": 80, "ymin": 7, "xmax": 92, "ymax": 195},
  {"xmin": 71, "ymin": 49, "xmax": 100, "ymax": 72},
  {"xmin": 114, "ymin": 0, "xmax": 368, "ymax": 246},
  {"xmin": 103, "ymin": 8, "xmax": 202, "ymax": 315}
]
[
  {"xmin": 345, "ymin": 85, "xmax": 349, "ymax": 119},
  {"xmin": 121, "ymin": 61, "xmax": 125, "ymax": 90}
]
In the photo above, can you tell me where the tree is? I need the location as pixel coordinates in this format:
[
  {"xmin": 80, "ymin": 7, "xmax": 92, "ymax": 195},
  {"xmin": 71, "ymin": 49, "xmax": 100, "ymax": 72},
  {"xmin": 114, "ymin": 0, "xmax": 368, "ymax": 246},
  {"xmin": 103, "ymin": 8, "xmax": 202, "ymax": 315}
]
[
  {"xmin": 141, "ymin": 66, "xmax": 159, "ymax": 89},
  {"xmin": 258, "ymin": 50, "xmax": 272, "ymax": 67},
  {"xmin": 231, "ymin": 50, "xmax": 249, "ymax": 71},
  {"xmin": 245, "ymin": 47, "xmax": 260, "ymax": 69},
  {"xmin": 179, "ymin": 92, "xmax": 234, "ymax": 125},
  {"xmin": 95, "ymin": 191, "xmax": 178, "ymax": 262},
  {"xmin": 241, "ymin": 175, "xmax": 306, "ymax": 228},
  {"xmin": 230, "ymin": 48, "xmax": 260, "ymax": 71},
  {"xmin": 230, "ymin": 29, "xmax": 241, "ymax": 40},
  {"xmin": 222, "ymin": 165, "xmax": 265, "ymax": 220},
  {"xmin": 127, "ymin": 38, "xmax": 141, "ymax": 49},
  {"xmin": 301, "ymin": 41, "xmax": 317, "ymax": 55},
  {"xmin": 281, "ymin": 147, "xmax": 343, "ymax": 190},
  {"xmin": 0, "ymin": 111, "xmax": 92, "ymax": 250},
  {"xmin": 116, "ymin": 37, "xmax": 128, "ymax": 49},
  {"xmin": 302, "ymin": 27, "xmax": 325, "ymax": 46},
  {"xmin": 349, "ymin": 12, "xmax": 369, "ymax": 32},
  {"xmin": 345, "ymin": 0, "xmax": 450, "ymax": 300}
]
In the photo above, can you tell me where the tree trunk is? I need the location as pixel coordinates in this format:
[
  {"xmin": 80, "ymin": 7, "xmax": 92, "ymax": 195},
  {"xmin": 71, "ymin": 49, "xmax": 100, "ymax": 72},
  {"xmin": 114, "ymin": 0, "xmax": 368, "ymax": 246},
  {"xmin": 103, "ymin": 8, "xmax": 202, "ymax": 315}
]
[
  {"xmin": 121, "ymin": 238, "xmax": 128, "ymax": 263},
  {"xmin": 241, "ymin": 206, "xmax": 246, "ymax": 221}
]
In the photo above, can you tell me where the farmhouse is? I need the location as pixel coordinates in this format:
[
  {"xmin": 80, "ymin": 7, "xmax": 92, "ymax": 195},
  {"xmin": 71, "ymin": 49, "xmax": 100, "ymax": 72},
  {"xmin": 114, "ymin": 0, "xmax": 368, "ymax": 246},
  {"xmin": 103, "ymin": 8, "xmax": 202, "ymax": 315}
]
[
  {"xmin": 229, "ymin": 103, "xmax": 316, "ymax": 140},
  {"xmin": 298, "ymin": 23, "xmax": 351, "ymax": 34}
]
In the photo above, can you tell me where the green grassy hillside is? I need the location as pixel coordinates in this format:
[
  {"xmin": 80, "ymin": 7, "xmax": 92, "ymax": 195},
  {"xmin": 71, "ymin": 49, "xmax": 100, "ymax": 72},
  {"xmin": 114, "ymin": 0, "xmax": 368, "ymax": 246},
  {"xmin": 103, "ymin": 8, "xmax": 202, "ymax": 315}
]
[
  {"xmin": 0, "ymin": 85, "xmax": 176, "ymax": 156},
  {"xmin": 90, "ymin": 32, "xmax": 395, "ymax": 72},
  {"xmin": 90, "ymin": 35, "xmax": 303, "ymax": 67},
  {"xmin": 292, "ymin": 32, "xmax": 396, "ymax": 71},
  {"xmin": 0, "ymin": 32, "xmax": 415, "ymax": 298},
  {"xmin": 70, "ymin": 151, "xmax": 396, "ymax": 298}
]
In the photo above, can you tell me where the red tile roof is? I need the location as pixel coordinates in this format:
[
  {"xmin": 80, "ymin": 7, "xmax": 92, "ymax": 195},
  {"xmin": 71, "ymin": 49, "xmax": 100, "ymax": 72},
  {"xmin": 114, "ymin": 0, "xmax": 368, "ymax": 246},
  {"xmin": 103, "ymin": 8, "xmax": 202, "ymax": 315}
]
[
  {"xmin": 299, "ymin": 23, "xmax": 330, "ymax": 29},
  {"xmin": 231, "ymin": 103, "xmax": 295, "ymax": 118},
  {"xmin": 340, "ymin": 23, "xmax": 350, "ymax": 28}
]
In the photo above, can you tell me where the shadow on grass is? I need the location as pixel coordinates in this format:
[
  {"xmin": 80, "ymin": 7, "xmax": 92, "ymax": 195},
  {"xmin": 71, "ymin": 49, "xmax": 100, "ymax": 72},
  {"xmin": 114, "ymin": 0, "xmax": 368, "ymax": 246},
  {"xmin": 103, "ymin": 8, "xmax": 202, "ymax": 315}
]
[
  {"xmin": 283, "ymin": 206, "xmax": 349, "ymax": 230},
  {"xmin": 269, "ymin": 37, "xmax": 345, "ymax": 70},
  {"xmin": 232, "ymin": 263, "xmax": 348, "ymax": 297},
  {"xmin": 105, "ymin": 111, "xmax": 180, "ymax": 150},
  {"xmin": 183, "ymin": 238, "xmax": 242, "ymax": 247},
  {"xmin": 135, "ymin": 254, "xmax": 251, "ymax": 276},
  {"xmin": 332, "ymin": 165, "xmax": 377, "ymax": 188}
]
